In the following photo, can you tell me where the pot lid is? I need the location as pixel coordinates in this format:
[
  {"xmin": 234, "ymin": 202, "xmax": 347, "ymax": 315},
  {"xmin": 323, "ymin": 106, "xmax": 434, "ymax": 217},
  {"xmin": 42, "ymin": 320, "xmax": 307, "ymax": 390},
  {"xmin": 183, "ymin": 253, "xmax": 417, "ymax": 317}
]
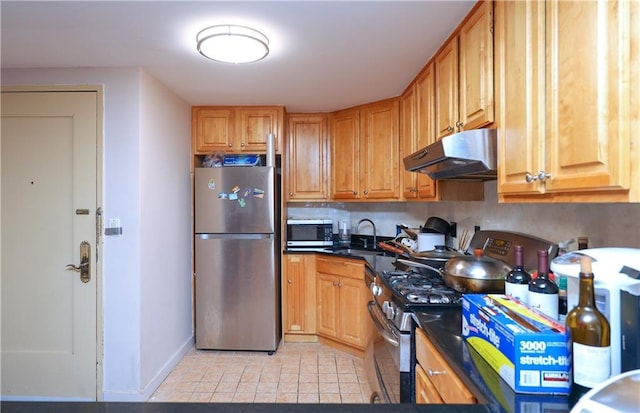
[{"xmin": 412, "ymin": 245, "xmax": 462, "ymax": 260}]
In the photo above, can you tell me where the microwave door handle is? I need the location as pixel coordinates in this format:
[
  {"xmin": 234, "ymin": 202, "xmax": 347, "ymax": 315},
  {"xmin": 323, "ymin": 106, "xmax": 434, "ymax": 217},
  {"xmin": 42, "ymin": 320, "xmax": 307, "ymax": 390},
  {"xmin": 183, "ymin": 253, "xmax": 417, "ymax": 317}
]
[{"xmin": 367, "ymin": 301, "xmax": 400, "ymax": 347}]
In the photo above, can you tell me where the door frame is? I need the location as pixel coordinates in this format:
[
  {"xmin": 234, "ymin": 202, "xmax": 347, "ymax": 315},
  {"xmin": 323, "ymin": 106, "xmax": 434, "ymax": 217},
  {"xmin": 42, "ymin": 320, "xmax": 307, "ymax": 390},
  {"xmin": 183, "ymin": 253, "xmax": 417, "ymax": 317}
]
[{"xmin": 1, "ymin": 85, "xmax": 105, "ymax": 400}]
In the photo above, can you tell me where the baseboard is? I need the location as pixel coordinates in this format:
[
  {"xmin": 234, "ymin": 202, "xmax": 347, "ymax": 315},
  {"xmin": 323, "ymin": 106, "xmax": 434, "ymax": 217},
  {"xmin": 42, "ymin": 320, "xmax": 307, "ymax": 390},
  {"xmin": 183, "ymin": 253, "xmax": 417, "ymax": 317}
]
[{"xmin": 101, "ymin": 334, "xmax": 194, "ymax": 402}]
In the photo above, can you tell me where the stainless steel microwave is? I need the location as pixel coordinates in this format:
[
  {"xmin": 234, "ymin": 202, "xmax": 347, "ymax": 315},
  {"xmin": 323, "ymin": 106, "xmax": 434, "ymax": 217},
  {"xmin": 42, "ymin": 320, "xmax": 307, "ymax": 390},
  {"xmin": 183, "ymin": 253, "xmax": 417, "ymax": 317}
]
[{"xmin": 286, "ymin": 219, "xmax": 333, "ymax": 248}]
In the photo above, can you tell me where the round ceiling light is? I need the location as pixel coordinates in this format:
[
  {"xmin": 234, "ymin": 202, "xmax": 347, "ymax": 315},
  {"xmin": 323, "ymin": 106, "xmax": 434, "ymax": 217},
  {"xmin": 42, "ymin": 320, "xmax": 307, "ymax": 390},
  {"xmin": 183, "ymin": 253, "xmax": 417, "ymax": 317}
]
[{"xmin": 196, "ymin": 24, "xmax": 269, "ymax": 64}]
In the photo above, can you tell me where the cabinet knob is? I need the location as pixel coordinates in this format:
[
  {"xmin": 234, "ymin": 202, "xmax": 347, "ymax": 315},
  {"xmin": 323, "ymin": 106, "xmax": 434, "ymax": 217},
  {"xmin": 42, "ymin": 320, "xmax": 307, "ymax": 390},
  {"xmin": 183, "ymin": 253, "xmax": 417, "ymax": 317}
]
[
  {"xmin": 338, "ymin": 282, "xmax": 343, "ymax": 288},
  {"xmin": 446, "ymin": 125, "xmax": 454, "ymax": 132},
  {"xmin": 289, "ymin": 192, "xmax": 294, "ymax": 196},
  {"xmin": 228, "ymin": 143, "xmax": 232, "ymax": 147},
  {"xmin": 287, "ymin": 279, "xmax": 292, "ymax": 284},
  {"xmin": 353, "ymin": 191, "xmax": 358, "ymax": 196},
  {"xmin": 427, "ymin": 369, "xmax": 444, "ymax": 377},
  {"xmin": 241, "ymin": 142, "xmax": 245, "ymax": 147},
  {"xmin": 363, "ymin": 190, "xmax": 369, "ymax": 195},
  {"xmin": 455, "ymin": 120, "xmax": 464, "ymax": 128},
  {"xmin": 537, "ymin": 171, "xmax": 551, "ymax": 182},
  {"xmin": 525, "ymin": 172, "xmax": 538, "ymax": 183}
]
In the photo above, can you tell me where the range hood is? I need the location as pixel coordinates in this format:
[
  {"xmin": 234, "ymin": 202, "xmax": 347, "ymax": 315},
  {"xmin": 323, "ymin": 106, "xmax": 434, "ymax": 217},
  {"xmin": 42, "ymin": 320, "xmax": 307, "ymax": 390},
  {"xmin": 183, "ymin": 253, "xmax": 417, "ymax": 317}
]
[{"xmin": 403, "ymin": 128, "xmax": 497, "ymax": 180}]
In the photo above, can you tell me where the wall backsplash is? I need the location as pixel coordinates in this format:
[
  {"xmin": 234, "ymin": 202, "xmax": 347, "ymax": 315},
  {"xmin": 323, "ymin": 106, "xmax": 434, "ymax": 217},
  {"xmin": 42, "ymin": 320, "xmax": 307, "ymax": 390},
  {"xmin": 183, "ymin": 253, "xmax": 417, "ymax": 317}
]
[{"xmin": 286, "ymin": 181, "xmax": 640, "ymax": 250}]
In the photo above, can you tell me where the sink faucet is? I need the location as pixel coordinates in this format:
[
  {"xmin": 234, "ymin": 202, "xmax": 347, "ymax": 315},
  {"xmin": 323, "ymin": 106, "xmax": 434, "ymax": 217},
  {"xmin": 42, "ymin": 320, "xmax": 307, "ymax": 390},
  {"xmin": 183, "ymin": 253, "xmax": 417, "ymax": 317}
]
[{"xmin": 356, "ymin": 218, "xmax": 377, "ymax": 249}]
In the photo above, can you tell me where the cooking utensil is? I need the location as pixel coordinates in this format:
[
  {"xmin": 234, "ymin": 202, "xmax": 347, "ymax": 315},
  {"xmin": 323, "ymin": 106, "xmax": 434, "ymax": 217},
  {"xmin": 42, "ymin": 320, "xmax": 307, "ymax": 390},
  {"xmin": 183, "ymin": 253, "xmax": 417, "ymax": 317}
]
[
  {"xmin": 398, "ymin": 225, "xmax": 418, "ymax": 240},
  {"xmin": 408, "ymin": 245, "xmax": 464, "ymax": 270},
  {"xmin": 378, "ymin": 241, "xmax": 406, "ymax": 256},
  {"xmin": 421, "ymin": 216, "xmax": 450, "ymax": 234},
  {"xmin": 441, "ymin": 248, "xmax": 511, "ymax": 293},
  {"xmin": 397, "ymin": 258, "xmax": 443, "ymax": 274}
]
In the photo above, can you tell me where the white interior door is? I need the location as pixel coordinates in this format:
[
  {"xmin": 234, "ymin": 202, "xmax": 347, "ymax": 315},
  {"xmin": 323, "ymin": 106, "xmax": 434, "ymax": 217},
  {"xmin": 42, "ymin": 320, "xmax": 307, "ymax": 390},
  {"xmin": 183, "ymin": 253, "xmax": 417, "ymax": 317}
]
[{"xmin": 1, "ymin": 90, "xmax": 98, "ymax": 400}]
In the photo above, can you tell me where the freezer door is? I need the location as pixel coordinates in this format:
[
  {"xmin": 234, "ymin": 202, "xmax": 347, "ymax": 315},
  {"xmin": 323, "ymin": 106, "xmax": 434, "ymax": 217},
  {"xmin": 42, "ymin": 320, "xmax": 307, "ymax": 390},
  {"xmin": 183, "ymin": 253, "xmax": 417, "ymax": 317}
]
[
  {"xmin": 195, "ymin": 234, "xmax": 280, "ymax": 351},
  {"xmin": 195, "ymin": 167, "xmax": 275, "ymax": 234}
]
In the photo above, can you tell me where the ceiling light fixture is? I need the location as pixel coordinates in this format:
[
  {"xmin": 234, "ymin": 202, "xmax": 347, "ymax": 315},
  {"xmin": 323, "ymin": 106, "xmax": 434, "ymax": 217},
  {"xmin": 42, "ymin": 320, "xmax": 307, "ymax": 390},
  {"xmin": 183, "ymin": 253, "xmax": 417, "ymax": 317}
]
[{"xmin": 196, "ymin": 24, "xmax": 269, "ymax": 64}]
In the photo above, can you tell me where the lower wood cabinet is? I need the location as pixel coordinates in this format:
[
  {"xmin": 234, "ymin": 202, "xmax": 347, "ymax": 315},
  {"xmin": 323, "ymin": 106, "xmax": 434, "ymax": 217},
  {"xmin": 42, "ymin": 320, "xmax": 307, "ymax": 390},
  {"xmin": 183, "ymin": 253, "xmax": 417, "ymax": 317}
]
[
  {"xmin": 282, "ymin": 254, "xmax": 317, "ymax": 342},
  {"xmin": 415, "ymin": 328, "xmax": 476, "ymax": 404},
  {"xmin": 315, "ymin": 256, "xmax": 371, "ymax": 352}
]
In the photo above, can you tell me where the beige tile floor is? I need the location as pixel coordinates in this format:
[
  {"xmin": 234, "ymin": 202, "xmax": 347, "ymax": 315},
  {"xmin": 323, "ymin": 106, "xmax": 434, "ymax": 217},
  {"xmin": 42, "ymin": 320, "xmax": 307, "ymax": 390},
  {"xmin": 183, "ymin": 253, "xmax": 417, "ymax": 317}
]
[{"xmin": 149, "ymin": 342, "xmax": 373, "ymax": 403}]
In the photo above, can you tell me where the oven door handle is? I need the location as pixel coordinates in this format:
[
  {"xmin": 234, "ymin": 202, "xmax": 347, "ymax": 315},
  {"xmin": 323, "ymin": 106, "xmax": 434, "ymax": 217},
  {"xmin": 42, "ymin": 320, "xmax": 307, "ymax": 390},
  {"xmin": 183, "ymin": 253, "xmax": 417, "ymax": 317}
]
[{"xmin": 367, "ymin": 301, "xmax": 400, "ymax": 347}]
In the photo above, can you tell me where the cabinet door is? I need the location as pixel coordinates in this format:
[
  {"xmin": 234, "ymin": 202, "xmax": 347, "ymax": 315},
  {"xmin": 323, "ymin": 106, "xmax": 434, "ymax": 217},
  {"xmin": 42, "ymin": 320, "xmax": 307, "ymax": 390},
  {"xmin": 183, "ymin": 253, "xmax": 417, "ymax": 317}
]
[
  {"xmin": 415, "ymin": 63, "xmax": 438, "ymax": 199},
  {"xmin": 544, "ymin": 0, "xmax": 631, "ymax": 193},
  {"xmin": 459, "ymin": 0, "xmax": 495, "ymax": 131},
  {"xmin": 283, "ymin": 254, "xmax": 316, "ymax": 334},
  {"xmin": 435, "ymin": 37, "xmax": 459, "ymax": 139},
  {"xmin": 286, "ymin": 115, "xmax": 328, "ymax": 201},
  {"xmin": 336, "ymin": 277, "xmax": 367, "ymax": 348},
  {"xmin": 237, "ymin": 108, "xmax": 282, "ymax": 153},
  {"xmin": 361, "ymin": 100, "xmax": 400, "ymax": 200},
  {"xmin": 316, "ymin": 273, "xmax": 339, "ymax": 338},
  {"xmin": 330, "ymin": 109, "xmax": 361, "ymax": 200},
  {"xmin": 400, "ymin": 85, "xmax": 417, "ymax": 199},
  {"xmin": 495, "ymin": 0, "xmax": 546, "ymax": 195},
  {"xmin": 192, "ymin": 108, "xmax": 234, "ymax": 154}
]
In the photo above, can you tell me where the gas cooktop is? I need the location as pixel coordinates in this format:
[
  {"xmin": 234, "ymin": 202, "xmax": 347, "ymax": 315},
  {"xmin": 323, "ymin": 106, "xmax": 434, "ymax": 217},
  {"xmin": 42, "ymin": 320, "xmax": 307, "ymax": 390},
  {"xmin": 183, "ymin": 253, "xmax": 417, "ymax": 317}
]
[{"xmin": 380, "ymin": 269, "xmax": 462, "ymax": 307}]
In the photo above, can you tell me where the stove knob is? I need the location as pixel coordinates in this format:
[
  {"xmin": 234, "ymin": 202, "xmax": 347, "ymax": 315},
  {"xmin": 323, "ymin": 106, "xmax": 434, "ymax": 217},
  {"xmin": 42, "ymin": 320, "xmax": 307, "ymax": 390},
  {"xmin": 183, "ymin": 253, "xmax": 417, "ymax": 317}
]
[
  {"xmin": 370, "ymin": 283, "xmax": 382, "ymax": 297},
  {"xmin": 382, "ymin": 301, "xmax": 396, "ymax": 320}
]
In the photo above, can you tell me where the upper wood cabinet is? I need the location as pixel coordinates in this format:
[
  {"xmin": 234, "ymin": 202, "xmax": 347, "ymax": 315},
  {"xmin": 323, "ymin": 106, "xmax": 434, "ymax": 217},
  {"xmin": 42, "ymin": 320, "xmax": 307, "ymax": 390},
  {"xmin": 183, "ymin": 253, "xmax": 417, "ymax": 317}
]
[
  {"xmin": 435, "ymin": 0, "xmax": 494, "ymax": 139},
  {"xmin": 192, "ymin": 106, "xmax": 284, "ymax": 155},
  {"xmin": 496, "ymin": 0, "xmax": 639, "ymax": 202},
  {"xmin": 401, "ymin": 64, "xmax": 437, "ymax": 200},
  {"xmin": 285, "ymin": 114, "xmax": 329, "ymax": 201},
  {"xmin": 330, "ymin": 99, "xmax": 400, "ymax": 201}
]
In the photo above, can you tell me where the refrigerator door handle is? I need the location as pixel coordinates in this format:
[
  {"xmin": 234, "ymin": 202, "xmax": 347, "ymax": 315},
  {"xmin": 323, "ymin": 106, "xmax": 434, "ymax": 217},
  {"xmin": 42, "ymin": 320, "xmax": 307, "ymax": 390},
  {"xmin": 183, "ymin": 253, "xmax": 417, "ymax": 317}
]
[{"xmin": 196, "ymin": 233, "xmax": 273, "ymax": 240}]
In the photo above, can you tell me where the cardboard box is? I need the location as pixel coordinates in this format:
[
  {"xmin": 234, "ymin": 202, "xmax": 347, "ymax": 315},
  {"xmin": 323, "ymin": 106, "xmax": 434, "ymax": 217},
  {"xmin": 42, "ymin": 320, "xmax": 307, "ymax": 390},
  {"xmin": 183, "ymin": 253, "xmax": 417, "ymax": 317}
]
[
  {"xmin": 461, "ymin": 294, "xmax": 571, "ymax": 394},
  {"xmin": 462, "ymin": 343, "xmax": 569, "ymax": 413}
]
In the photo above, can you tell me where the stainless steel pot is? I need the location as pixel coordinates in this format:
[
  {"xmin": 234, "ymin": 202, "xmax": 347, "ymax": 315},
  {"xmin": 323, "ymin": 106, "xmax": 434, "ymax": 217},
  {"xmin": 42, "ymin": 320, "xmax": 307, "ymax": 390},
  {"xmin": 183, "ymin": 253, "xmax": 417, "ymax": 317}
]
[{"xmin": 441, "ymin": 249, "xmax": 511, "ymax": 293}]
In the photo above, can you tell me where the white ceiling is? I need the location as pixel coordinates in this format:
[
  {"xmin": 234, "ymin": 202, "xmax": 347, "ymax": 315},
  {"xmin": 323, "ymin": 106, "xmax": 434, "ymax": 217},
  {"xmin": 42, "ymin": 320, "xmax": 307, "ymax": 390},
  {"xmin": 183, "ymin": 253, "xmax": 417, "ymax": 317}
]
[{"xmin": 1, "ymin": 1, "xmax": 476, "ymax": 113}]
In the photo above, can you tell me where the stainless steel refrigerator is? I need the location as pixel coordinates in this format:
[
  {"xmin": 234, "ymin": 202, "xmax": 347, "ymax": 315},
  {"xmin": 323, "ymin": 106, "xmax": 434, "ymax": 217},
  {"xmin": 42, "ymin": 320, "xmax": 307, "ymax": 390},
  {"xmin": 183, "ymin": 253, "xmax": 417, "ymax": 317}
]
[{"xmin": 194, "ymin": 165, "xmax": 280, "ymax": 352}]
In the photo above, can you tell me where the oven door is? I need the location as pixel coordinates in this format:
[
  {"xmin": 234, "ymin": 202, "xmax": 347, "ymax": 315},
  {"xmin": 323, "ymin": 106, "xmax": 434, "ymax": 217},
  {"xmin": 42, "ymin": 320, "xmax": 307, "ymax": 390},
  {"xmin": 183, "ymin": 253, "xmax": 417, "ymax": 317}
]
[{"xmin": 365, "ymin": 300, "xmax": 413, "ymax": 403}]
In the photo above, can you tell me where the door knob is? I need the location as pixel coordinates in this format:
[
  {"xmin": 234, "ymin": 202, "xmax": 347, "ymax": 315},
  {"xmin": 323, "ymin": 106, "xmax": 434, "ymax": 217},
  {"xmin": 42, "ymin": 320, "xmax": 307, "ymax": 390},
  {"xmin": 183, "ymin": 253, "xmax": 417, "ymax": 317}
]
[{"xmin": 66, "ymin": 241, "xmax": 91, "ymax": 283}]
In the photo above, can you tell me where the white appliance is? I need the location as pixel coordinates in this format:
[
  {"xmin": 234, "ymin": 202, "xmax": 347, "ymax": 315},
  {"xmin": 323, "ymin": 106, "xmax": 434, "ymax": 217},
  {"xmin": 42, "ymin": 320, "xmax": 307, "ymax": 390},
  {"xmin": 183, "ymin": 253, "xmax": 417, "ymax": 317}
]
[
  {"xmin": 569, "ymin": 369, "xmax": 640, "ymax": 413},
  {"xmin": 551, "ymin": 248, "xmax": 640, "ymax": 376}
]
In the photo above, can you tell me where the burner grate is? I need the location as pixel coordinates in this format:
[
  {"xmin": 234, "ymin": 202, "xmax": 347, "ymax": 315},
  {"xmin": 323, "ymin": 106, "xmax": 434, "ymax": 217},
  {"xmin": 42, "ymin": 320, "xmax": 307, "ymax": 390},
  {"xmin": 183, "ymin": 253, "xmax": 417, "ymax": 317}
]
[{"xmin": 381, "ymin": 269, "xmax": 462, "ymax": 307}]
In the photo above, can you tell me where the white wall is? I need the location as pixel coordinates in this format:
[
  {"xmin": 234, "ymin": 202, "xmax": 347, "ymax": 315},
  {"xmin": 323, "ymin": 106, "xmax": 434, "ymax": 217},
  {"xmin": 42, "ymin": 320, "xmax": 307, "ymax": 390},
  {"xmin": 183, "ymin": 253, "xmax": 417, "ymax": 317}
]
[
  {"xmin": 138, "ymin": 71, "xmax": 192, "ymax": 396},
  {"xmin": 1, "ymin": 67, "xmax": 193, "ymax": 401},
  {"xmin": 287, "ymin": 181, "xmax": 640, "ymax": 249}
]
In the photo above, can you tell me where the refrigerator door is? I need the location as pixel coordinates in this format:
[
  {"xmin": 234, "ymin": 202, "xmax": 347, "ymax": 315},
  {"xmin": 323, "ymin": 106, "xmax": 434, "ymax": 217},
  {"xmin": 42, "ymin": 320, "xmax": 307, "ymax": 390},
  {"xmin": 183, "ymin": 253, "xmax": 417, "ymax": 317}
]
[
  {"xmin": 195, "ymin": 234, "xmax": 280, "ymax": 351},
  {"xmin": 195, "ymin": 167, "xmax": 275, "ymax": 234}
]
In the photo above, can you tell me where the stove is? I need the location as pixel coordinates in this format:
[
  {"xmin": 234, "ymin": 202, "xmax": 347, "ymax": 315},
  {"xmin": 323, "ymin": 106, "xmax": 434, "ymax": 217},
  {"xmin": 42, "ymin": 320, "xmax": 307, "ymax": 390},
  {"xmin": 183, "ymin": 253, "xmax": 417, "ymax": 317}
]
[{"xmin": 364, "ymin": 230, "xmax": 558, "ymax": 404}]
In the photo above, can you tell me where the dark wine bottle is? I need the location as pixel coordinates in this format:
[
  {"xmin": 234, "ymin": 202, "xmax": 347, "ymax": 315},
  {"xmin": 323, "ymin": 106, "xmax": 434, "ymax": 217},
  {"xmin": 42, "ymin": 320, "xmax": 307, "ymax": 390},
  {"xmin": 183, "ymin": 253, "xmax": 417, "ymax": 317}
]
[
  {"xmin": 504, "ymin": 245, "xmax": 531, "ymax": 304},
  {"xmin": 566, "ymin": 255, "xmax": 611, "ymax": 402},
  {"xmin": 528, "ymin": 250, "xmax": 559, "ymax": 319}
]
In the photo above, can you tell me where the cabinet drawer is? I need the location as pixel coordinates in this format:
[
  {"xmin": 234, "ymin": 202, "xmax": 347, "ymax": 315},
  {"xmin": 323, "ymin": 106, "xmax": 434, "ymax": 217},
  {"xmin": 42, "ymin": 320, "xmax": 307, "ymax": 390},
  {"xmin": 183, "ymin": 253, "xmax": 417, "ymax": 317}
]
[
  {"xmin": 416, "ymin": 363, "xmax": 444, "ymax": 404},
  {"xmin": 415, "ymin": 328, "xmax": 476, "ymax": 404},
  {"xmin": 316, "ymin": 256, "xmax": 363, "ymax": 280}
]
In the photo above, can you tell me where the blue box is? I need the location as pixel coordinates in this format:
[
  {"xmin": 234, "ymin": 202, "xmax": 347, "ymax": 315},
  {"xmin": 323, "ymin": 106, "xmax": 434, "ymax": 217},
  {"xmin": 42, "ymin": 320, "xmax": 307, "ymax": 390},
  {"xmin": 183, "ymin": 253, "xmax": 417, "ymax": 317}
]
[{"xmin": 461, "ymin": 294, "xmax": 571, "ymax": 394}]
